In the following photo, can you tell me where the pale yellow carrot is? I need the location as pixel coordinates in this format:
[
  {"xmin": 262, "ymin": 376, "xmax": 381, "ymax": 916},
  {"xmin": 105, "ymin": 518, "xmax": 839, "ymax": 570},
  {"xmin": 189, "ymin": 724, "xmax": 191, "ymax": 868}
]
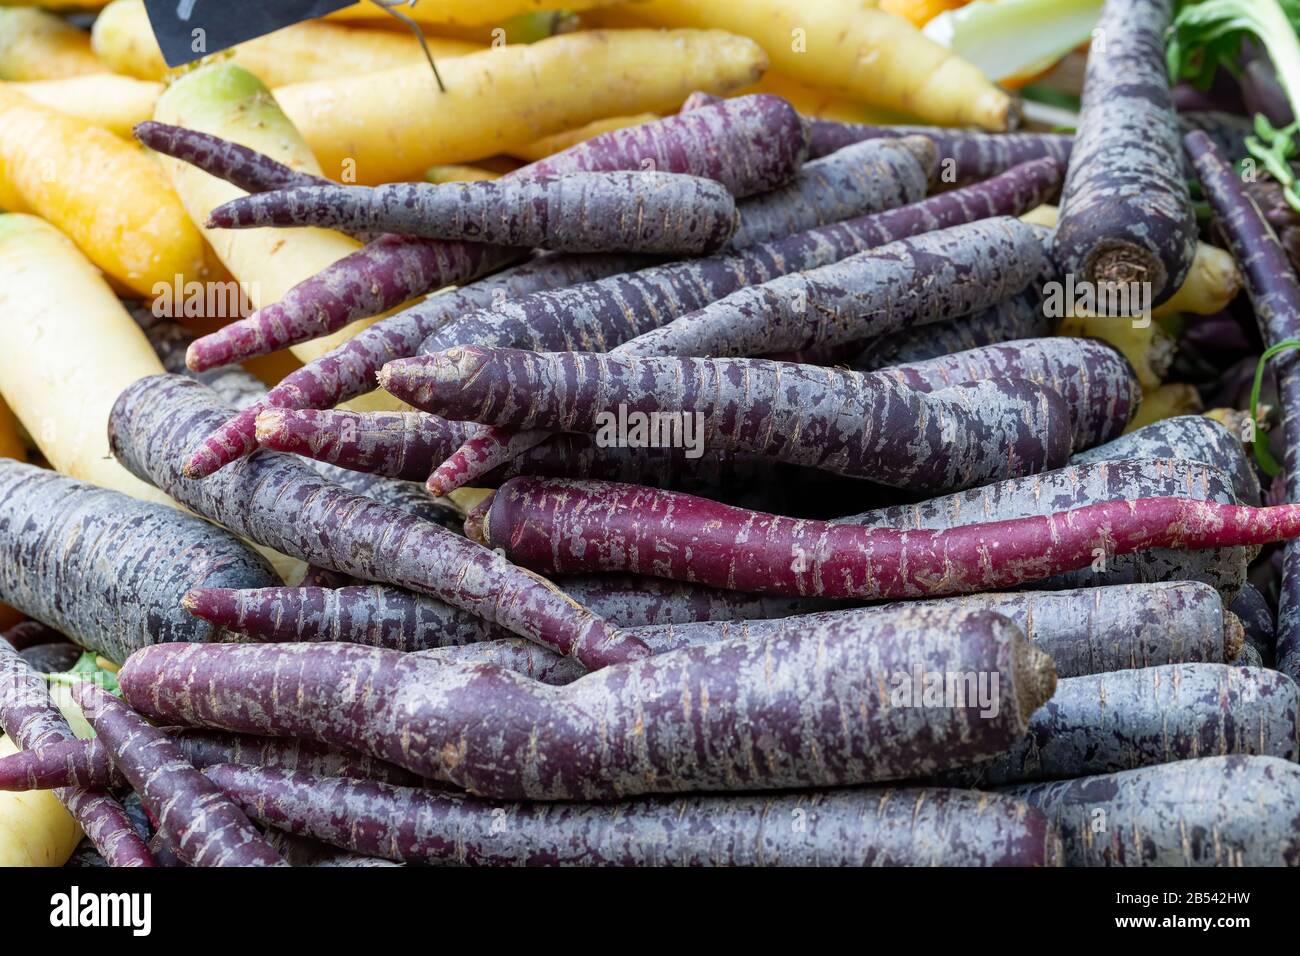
[
  {"xmin": 508, "ymin": 113, "xmax": 659, "ymax": 162},
  {"xmin": 0, "ymin": 8, "xmax": 101, "ymax": 81},
  {"xmin": 6, "ymin": 74, "xmax": 161, "ymax": 138}
]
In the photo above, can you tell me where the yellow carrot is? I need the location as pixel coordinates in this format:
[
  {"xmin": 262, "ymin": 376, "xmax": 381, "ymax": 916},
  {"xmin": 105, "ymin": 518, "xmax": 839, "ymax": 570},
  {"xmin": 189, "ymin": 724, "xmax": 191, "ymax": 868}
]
[
  {"xmin": 327, "ymin": 0, "xmax": 623, "ymax": 28},
  {"xmin": 0, "ymin": 8, "xmax": 102, "ymax": 81},
  {"xmin": 6, "ymin": 74, "xmax": 162, "ymax": 138},
  {"xmin": 615, "ymin": 0, "xmax": 1013, "ymax": 129},
  {"xmin": 274, "ymin": 28, "xmax": 767, "ymax": 183},
  {"xmin": 0, "ymin": 89, "xmax": 212, "ymax": 296},
  {"xmin": 0, "ymin": 395, "xmax": 23, "ymax": 463},
  {"xmin": 92, "ymin": 0, "xmax": 482, "ymax": 85},
  {"xmin": 1057, "ymin": 314, "xmax": 1174, "ymax": 391},
  {"xmin": 508, "ymin": 113, "xmax": 659, "ymax": 162},
  {"xmin": 0, "ymin": 214, "xmax": 173, "ymax": 504},
  {"xmin": 1025, "ymin": 205, "xmax": 1244, "ymax": 318},
  {"xmin": 425, "ymin": 164, "xmax": 503, "ymax": 183},
  {"xmin": 0, "ymin": 736, "xmax": 81, "ymax": 868},
  {"xmin": 741, "ymin": 70, "xmax": 919, "ymax": 124}
]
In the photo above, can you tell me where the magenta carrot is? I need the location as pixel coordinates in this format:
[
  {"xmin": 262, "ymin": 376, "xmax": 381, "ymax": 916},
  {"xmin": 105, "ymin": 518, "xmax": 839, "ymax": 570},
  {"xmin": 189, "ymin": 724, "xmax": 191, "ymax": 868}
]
[
  {"xmin": 614, "ymin": 217, "xmax": 1046, "ymax": 359},
  {"xmin": 0, "ymin": 728, "xmax": 420, "ymax": 793},
  {"xmin": 119, "ymin": 606, "xmax": 1055, "ymax": 797},
  {"xmin": 209, "ymin": 172, "xmax": 741, "ymax": 256},
  {"xmin": 0, "ymin": 459, "xmax": 279, "ymax": 664},
  {"xmin": 110, "ymin": 375, "xmax": 646, "ymax": 670},
  {"xmin": 1187, "ymin": 129, "xmax": 1300, "ymax": 682},
  {"xmin": 71, "ymin": 683, "xmax": 285, "ymax": 867},
  {"xmin": 866, "ymin": 337, "xmax": 1139, "ymax": 451},
  {"xmin": 206, "ymin": 764, "xmax": 1060, "ymax": 866},
  {"xmin": 473, "ymin": 476, "xmax": 1300, "ymax": 601},
  {"xmin": 182, "ymin": 94, "xmax": 808, "ymax": 376},
  {"xmin": 0, "ymin": 643, "xmax": 154, "ymax": 867},
  {"xmin": 381, "ymin": 347, "xmax": 1072, "ymax": 493},
  {"xmin": 839, "ymin": 457, "xmax": 1249, "ymax": 597}
]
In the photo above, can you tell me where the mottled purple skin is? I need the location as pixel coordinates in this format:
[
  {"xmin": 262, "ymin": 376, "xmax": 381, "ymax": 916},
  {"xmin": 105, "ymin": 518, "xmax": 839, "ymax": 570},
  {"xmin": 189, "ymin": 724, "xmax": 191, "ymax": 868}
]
[
  {"xmin": 256, "ymin": 406, "xmax": 788, "ymax": 505},
  {"xmin": 208, "ymin": 764, "xmax": 1061, "ymax": 867},
  {"xmin": 1005, "ymin": 755, "xmax": 1300, "ymax": 866},
  {"xmin": 1072, "ymin": 414, "xmax": 1262, "ymax": 507},
  {"xmin": 838, "ymin": 457, "xmax": 1249, "ymax": 597},
  {"xmin": 133, "ymin": 121, "xmax": 328, "ymax": 193},
  {"xmin": 185, "ymin": 251, "xmax": 651, "ymax": 476},
  {"xmin": 721, "ymin": 136, "xmax": 934, "ymax": 252},
  {"xmin": 1178, "ymin": 111, "xmax": 1254, "ymax": 165},
  {"xmin": 0, "ymin": 460, "xmax": 279, "ymax": 663},
  {"xmin": 383, "ymin": 347, "xmax": 1072, "ymax": 492},
  {"xmin": 416, "ymin": 158, "xmax": 1065, "ymax": 494},
  {"xmin": 184, "ymin": 585, "xmax": 508, "ymax": 651},
  {"xmin": 0, "ymin": 643, "xmax": 154, "ymax": 867},
  {"xmin": 120, "ymin": 607, "xmax": 1056, "ymax": 799},
  {"xmin": 65, "ymin": 792, "xmax": 153, "ymax": 868},
  {"xmin": 2, "ymin": 620, "xmax": 66, "ymax": 651},
  {"xmin": 850, "ymin": 291, "xmax": 1052, "ymax": 372},
  {"xmin": 1189, "ymin": 132, "xmax": 1300, "ymax": 684},
  {"xmin": 439, "ymin": 581, "xmax": 1240, "ymax": 684},
  {"xmin": 263, "ymin": 829, "xmax": 401, "ymax": 867},
  {"xmin": 183, "ymin": 94, "xmax": 807, "ymax": 376},
  {"xmin": 529, "ymin": 93, "xmax": 809, "ymax": 199},
  {"xmin": 110, "ymin": 375, "xmax": 645, "ymax": 670},
  {"xmin": 209, "ymin": 173, "xmax": 741, "ymax": 256},
  {"xmin": 1230, "ymin": 583, "xmax": 1275, "ymax": 666},
  {"xmin": 184, "ymin": 576, "xmax": 840, "ymax": 652},
  {"xmin": 1053, "ymin": 0, "xmax": 1197, "ymax": 306},
  {"xmin": 944, "ymin": 664, "xmax": 1300, "ymax": 787},
  {"xmin": 71, "ymin": 683, "xmax": 285, "ymax": 867},
  {"xmin": 618, "ymin": 217, "xmax": 1046, "ymax": 360},
  {"xmin": 0, "ymin": 727, "xmax": 420, "ymax": 792},
  {"xmin": 476, "ymin": 476, "xmax": 1300, "ymax": 602},
  {"xmin": 806, "ymin": 120, "xmax": 1073, "ymax": 185},
  {"xmin": 866, "ymin": 337, "xmax": 1139, "ymax": 452}
]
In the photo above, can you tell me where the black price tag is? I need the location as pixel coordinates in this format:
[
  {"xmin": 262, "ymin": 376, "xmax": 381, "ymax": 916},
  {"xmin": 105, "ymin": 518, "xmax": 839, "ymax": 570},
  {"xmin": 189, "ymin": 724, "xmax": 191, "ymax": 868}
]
[{"xmin": 143, "ymin": 0, "xmax": 356, "ymax": 67}]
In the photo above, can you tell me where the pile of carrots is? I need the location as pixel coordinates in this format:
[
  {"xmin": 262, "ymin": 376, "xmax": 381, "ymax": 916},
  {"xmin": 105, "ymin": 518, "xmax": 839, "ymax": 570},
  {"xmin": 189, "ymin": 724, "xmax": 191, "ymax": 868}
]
[{"xmin": 0, "ymin": 0, "xmax": 1298, "ymax": 870}]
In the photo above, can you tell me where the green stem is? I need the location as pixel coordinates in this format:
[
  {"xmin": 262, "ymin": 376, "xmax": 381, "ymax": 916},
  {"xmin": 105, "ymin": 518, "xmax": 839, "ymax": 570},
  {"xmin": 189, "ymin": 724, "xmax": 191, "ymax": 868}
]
[{"xmin": 1251, "ymin": 339, "xmax": 1300, "ymax": 477}]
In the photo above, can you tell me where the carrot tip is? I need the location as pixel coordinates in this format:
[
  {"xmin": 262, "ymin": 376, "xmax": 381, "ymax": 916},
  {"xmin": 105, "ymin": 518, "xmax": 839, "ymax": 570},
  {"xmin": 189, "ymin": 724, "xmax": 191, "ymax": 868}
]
[{"xmin": 253, "ymin": 410, "xmax": 286, "ymax": 443}]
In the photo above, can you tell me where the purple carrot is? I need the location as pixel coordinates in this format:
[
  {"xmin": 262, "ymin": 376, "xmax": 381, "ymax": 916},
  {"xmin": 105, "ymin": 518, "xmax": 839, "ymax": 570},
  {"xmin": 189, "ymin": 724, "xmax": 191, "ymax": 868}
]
[
  {"xmin": 110, "ymin": 375, "xmax": 646, "ymax": 670},
  {"xmin": 807, "ymin": 121, "xmax": 1073, "ymax": 185},
  {"xmin": 263, "ymin": 829, "xmax": 402, "ymax": 867},
  {"xmin": 1230, "ymin": 583, "xmax": 1275, "ymax": 666},
  {"xmin": 134, "ymin": 120, "xmax": 328, "ymax": 193},
  {"xmin": 19, "ymin": 643, "xmax": 82, "ymax": 674},
  {"xmin": 0, "ymin": 728, "xmax": 420, "ymax": 793},
  {"xmin": 182, "ymin": 94, "xmax": 808, "ymax": 376},
  {"xmin": 0, "ymin": 643, "xmax": 153, "ymax": 867},
  {"xmin": 471, "ymin": 476, "xmax": 1300, "ymax": 601},
  {"xmin": 1005, "ymin": 755, "xmax": 1300, "ymax": 866},
  {"xmin": 119, "ymin": 607, "xmax": 1056, "ymax": 798},
  {"xmin": 206, "ymin": 763, "xmax": 1060, "ymax": 866},
  {"xmin": 413, "ymin": 158, "xmax": 1066, "ymax": 494},
  {"xmin": 382, "ymin": 347, "xmax": 1073, "ymax": 493},
  {"xmin": 70, "ymin": 683, "xmax": 285, "ymax": 867},
  {"xmin": 1072, "ymin": 414, "xmax": 1262, "ymax": 507},
  {"xmin": 945, "ymin": 663, "xmax": 1300, "ymax": 787},
  {"xmin": 208, "ymin": 172, "xmax": 742, "ymax": 256},
  {"xmin": 189, "ymin": 155, "xmax": 1062, "ymax": 480},
  {"xmin": 865, "ymin": 337, "xmax": 1139, "ymax": 451},
  {"xmin": 253, "ymin": 407, "xmax": 786, "ymax": 504},
  {"xmin": 298, "ymin": 565, "xmax": 357, "ymax": 588},
  {"xmin": 183, "ymin": 251, "xmax": 651, "ymax": 472},
  {"xmin": 1053, "ymin": 0, "xmax": 1197, "ymax": 307},
  {"xmin": 611, "ymin": 216, "xmax": 1047, "ymax": 360},
  {"xmin": 1188, "ymin": 130, "xmax": 1300, "ymax": 682},
  {"xmin": 836, "ymin": 457, "xmax": 1250, "ymax": 597},
  {"xmin": 850, "ymin": 291, "xmax": 1052, "ymax": 371},
  {"xmin": 0, "ymin": 459, "xmax": 279, "ymax": 663}
]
